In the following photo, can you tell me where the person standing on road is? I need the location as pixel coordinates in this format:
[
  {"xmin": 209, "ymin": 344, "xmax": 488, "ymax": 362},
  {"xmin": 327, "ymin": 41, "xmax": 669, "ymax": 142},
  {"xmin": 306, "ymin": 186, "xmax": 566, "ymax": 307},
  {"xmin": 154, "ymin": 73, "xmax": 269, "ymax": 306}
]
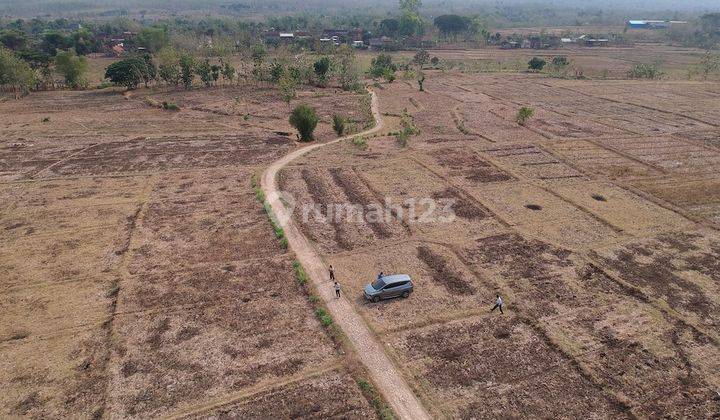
[
  {"xmin": 334, "ymin": 281, "xmax": 341, "ymax": 298},
  {"xmin": 329, "ymin": 265, "xmax": 335, "ymax": 281},
  {"xmin": 490, "ymin": 294, "xmax": 504, "ymax": 314}
]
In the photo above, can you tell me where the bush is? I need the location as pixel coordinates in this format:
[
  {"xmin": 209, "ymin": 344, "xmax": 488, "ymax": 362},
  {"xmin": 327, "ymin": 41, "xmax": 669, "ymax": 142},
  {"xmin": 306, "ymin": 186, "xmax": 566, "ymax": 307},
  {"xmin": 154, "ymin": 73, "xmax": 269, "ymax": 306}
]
[
  {"xmin": 289, "ymin": 104, "xmax": 319, "ymax": 142},
  {"xmin": 162, "ymin": 101, "xmax": 180, "ymax": 111},
  {"xmin": 628, "ymin": 63, "xmax": 662, "ymax": 79},
  {"xmin": 528, "ymin": 56, "xmax": 546, "ymax": 72},
  {"xmin": 515, "ymin": 106, "xmax": 534, "ymax": 125},
  {"xmin": 332, "ymin": 114, "xmax": 346, "ymax": 136},
  {"xmin": 352, "ymin": 136, "xmax": 368, "ymax": 149}
]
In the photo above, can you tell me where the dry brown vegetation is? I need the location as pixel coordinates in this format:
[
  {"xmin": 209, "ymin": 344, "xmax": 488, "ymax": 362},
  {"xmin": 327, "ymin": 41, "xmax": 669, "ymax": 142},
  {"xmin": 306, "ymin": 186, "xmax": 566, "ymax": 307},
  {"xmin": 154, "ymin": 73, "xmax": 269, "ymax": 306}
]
[
  {"xmin": 281, "ymin": 44, "xmax": 720, "ymax": 418},
  {"xmin": 0, "ymin": 81, "xmax": 378, "ymax": 417}
]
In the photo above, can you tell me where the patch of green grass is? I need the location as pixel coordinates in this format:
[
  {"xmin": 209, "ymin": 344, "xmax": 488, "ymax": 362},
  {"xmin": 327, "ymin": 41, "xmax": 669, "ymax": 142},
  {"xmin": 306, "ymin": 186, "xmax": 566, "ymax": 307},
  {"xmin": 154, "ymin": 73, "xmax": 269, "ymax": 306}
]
[
  {"xmin": 357, "ymin": 378, "xmax": 395, "ymax": 420},
  {"xmin": 293, "ymin": 260, "xmax": 308, "ymax": 285},
  {"xmin": 352, "ymin": 136, "xmax": 368, "ymax": 150},
  {"xmin": 251, "ymin": 175, "xmax": 287, "ymax": 249},
  {"xmin": 315, "ymin": 307, "xmax": 333, "ymax": 327}
]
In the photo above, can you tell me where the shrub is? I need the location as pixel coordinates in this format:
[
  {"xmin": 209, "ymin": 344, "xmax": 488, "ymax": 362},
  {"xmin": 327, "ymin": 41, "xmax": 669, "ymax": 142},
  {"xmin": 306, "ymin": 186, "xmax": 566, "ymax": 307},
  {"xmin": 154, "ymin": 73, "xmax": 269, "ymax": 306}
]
[
  {"xmin": 55, "ymin": 48, "xmax": 88, "ymax": 88},
  {"xmin": 528, "ymin": 56, "xmax": 546, "ymax": 72},
  {"xmin": 332, "ymin": 114, "xmax": 346, "ymax": 136},
  {"xmin": 162, "ymin": 101, "xmax": 180, "ymax": 111},
  {"xmin": 313, "ymin": 56, "xmax": 331, "ymax": 86},
  {"xmin": 352, "ymin": 136, "xmax": 367, "ymax": 149},
  {"xmin": 628, "ymin": 63, "xmax": 662, "ymax": 79},
  {"xmin": 515, "ymin": 106, "xmax": 535, "ymax": 125},
  {"xmin": 289, "ymin": 104, "xmax": 319, "ymax": 142}
]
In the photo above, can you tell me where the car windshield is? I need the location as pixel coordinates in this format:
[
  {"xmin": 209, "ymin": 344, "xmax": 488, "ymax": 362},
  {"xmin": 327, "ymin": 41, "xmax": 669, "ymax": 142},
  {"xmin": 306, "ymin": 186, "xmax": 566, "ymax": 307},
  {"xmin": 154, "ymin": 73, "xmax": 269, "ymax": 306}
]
[{"xmin": 371, "ymin": 279, "xmax": 385, "ymax": 290}]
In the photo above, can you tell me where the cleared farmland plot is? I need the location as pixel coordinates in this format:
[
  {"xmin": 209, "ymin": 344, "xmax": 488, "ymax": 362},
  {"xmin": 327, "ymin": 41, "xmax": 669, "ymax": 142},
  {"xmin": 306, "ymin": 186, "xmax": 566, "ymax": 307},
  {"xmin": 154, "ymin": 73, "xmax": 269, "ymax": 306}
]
[
  {"xmin": 285, "ymin": 68, "xmax": 720, "ymax": 417},
  {"xmin": 0, "ymin": 85, "xmax": 377, "ymax": 417}
]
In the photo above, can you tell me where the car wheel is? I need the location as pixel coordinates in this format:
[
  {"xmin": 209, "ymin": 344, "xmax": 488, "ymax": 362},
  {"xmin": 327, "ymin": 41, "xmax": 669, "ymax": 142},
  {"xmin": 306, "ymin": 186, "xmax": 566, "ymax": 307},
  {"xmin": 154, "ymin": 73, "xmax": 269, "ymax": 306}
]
[
  {"xmin": 401, "ymin": 291, "xmax": 410, "ymax": 298},
  {"xmin": 372, "ymin": 296, "xmax": 380, "ymax": 303}
]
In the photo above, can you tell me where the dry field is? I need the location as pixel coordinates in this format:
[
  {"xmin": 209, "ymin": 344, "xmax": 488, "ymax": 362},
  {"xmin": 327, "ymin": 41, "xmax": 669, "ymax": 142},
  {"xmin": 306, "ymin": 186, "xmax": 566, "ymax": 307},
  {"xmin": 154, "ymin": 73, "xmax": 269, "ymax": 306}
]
[
  {"xmin": 279, "ymin": 67, "xmax": 720, "ymax": 417},
  {"xmin": 0, "ymin": 84, "xmax": 378, "ymax": 417}
]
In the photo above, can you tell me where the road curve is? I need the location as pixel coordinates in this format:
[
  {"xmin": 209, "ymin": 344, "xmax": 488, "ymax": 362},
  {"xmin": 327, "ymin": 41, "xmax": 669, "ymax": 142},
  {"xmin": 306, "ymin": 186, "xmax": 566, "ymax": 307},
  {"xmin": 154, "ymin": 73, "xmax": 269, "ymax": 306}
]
[{"xmin": 260, "ymin": 91, "xmax": 431, "ymax": 420}]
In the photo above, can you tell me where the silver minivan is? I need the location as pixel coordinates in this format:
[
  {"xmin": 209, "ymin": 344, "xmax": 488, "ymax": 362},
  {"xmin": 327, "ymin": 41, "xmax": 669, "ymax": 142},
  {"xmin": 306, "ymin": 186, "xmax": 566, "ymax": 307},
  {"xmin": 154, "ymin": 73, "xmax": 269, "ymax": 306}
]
[{"xmin": 364, "ymin": 274, "xmax": 413, "ymax": 302}]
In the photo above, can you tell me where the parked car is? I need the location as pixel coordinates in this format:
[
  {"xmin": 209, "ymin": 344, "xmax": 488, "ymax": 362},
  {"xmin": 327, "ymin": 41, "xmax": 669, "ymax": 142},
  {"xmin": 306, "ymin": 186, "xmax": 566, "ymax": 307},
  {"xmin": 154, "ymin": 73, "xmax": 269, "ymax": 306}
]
[{"xmin": 364, "ymin": 274, "xmax": 413, "ymax": 302}]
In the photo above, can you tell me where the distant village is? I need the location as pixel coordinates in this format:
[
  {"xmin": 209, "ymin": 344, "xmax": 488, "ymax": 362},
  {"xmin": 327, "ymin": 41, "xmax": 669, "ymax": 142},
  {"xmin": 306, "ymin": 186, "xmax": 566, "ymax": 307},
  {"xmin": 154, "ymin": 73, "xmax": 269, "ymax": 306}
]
[{"xmin": 102, "ymin": 19, "xmax": 688, "ymax": 57}]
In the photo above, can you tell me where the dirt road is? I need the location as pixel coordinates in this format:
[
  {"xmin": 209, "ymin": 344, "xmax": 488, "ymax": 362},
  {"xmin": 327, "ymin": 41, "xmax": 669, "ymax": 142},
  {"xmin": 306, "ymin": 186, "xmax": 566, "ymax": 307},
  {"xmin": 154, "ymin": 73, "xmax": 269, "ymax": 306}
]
[{"xmin": 261, "ymin": 91, "xmax": 431, "ymax": 420}]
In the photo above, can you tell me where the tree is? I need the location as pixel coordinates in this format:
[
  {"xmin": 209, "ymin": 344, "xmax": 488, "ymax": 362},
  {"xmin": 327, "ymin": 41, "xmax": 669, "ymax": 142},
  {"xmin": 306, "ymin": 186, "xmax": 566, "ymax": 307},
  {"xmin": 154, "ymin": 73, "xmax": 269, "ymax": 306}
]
[
  {"xmin": 370, "ymin": 53, "xmax": 396, "ymax": 78},
  {"xmin": 157, "ymin": 47, "xmax": 181, "ymax": 86},
  {"xmin": 689, "ymin": 51, "xmax": 720, "ymax": 80},
  {"xmin": 211, "ymin": 63, "xmax": 221, "ymax": 84},
  {"xmin": 54, "ymin": 49, "xmax": 87, "ymax": 88},
  {"xmin": 378, "ymin": 19, "xmax": 400, "ymax": 37},
  {"xmin": 196, "ymin": 59, "xmax": 213, "ymax": 87},
  {"xmin": 413, "ymin": 49, "xmax": 429, "ymax": 69},
  {"xmin": 0, "ymin": 46, "xmax": 35, "ymax": 98},
  {"xmin": 278, "ymin": 70, "xmax": 297, "ymax": 104},
  {"xmin": 0, "ymin": 30, "xmax": 27, "ymax": 50},
  {"xmin": 289, "ymin": 105, "xmax": 319, "ymax": 142},
  {"xmin": 221, "ymin": 59, "xmax": 236, "ymax": 84},
  {"xmin": 71, "ymin": 27, "xmax": 97, "ymax": 56},
  {"xmin": 434, "ymin": 15, "xmax": 469, "ymax": 37},
  {"xmin": 251, "ymin": 43, "xmax": 267, "ymax": 81},
  {"xmin": 104, "ymin": 56, "xmax": 153, "ymax": 89},
  {"xmin": 515, "ymin": 107, "xmax": 534, "ymax": 126},
  {"xmin": 399, "ymin": 0, "xmax": 424, "ymax": 37},
  {"xmin": 528, "ymin": 56, "xmax": 546, "ymax": 72},
  {"xmin": 313, "ymin": 56, "xmax": 331, "ymax": 86},
  {"xmin": 41, "ymin": 31, "xmax": 70, "ymax": 56},
  {"xmin": 179, "ymin": 53, "xmax": 195, "ymax": 89},
  {"xmin": 136, "ymin": 26, "xmax": 169, "ymax": 53},
  {"xmin": 335, "ymin": 45, "xmax": 360, "ymax": 91}
]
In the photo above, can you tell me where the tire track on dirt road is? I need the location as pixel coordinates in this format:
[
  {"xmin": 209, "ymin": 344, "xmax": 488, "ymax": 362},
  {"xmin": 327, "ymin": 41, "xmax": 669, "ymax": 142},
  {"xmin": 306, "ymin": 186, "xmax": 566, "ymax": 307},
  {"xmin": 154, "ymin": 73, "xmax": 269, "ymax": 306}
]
[{"xmin": 260, "ymin": 90, "xmax": 431, "ymax": 420}]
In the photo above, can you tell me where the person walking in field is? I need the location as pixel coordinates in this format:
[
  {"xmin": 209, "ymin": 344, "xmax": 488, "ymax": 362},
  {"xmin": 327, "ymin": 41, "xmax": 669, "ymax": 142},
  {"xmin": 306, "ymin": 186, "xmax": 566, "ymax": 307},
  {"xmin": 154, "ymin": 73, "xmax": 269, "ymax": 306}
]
[
  {"xmin": 329, "ymin": 265, "xmax": 335, "ymax": 281},
  {"xmin": 334, "ymin": 281, "xmax": 341, "ymax": 298},
  {"xmin": 490, "ymin": 294, "xmax": 504, "ymax": 314}
]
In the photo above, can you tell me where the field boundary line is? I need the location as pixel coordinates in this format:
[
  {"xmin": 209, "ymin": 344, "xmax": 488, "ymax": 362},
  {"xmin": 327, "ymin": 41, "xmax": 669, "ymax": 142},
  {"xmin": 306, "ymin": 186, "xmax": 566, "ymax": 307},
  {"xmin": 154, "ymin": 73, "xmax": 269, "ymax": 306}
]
[
  {"xmin": 260, "ymin": 90, "xmax": 431, "ymax": 420},
  {"xmin": 162, "ymin": 361, "xmax": 340, "ymax": 419}
]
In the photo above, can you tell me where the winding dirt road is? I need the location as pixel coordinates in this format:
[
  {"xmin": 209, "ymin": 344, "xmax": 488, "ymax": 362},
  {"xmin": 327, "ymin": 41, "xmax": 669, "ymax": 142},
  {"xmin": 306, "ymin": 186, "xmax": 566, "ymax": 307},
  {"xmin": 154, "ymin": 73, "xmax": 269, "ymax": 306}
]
[{"xmin": 260, "ymin": 91, "xmax": 431, "ymax": 420}]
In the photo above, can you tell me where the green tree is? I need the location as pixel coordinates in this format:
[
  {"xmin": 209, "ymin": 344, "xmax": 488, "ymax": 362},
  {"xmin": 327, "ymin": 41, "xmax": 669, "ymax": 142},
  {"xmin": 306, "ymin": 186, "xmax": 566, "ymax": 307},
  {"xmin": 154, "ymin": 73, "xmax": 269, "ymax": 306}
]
[
  {"xmin": 71, "ymin": 27, "xmax": 97, "ymax": 55},
  {"xmin": 251, "ymin": 43, "xmax": 267, "ymax": 81},
  {"xmin": 42, "ymin": 31, "xmax": 69, "ymax": 56},
  {"xmin": 289, "ymin": 104, "xmax": 319, "ymax": 142},
  {"xmin": 434, "ymin": 15, "xmax": 469, "ymax": 37},
  {"xmin": 0, "ymin": 46, "xmax": 35, "ymax": 97},
  {"xmin": 136, "ymin": 26, "xmax": 169, "ymax": 53},
  {"xmin": 335, "ymin": 45, "xmax": 360, "ymax": 91},
  {"xmin": 378, "ymin": 18, "xmax": 400, "ymax": 37},
  {"xmin": 104, "ymin": 56, "xmax": 151, "ymax": 89},
  {"xmin": 0, "ymin": 30, "xmax": 27, "ymax": 50},
  {"xmin": 313, "ymin": 56, "xmax": 331, "ymax": 86},
  {"xmin": 54, "ymin": 49, "xmax": 87, "ymax": 88},
  {"xmin": 278, "ymin": 70, "xmax": 297, "ymax": 104},
  {"xmin": 179, "ymin": 53, "xmax": 195, "ymax": 89},
  {"xmin": 157, "ymin": 47, "xmax": 181, "ymax": 86},
  {"xmin": 515, "ymin": 107, "xmax": 534, "ymax": 126},
  {"xmin": 196, "ymin": 59, "xmax": 213, "ymax": 87},
  {"xmin": 370, "ymin": 53, "xmax": 396, "ymax": 78},
  {"xmin": 221, "ymin": 59, "xmax": 236, "ymax": 84},
  {"xmin": 528, "ymin": 56, "xmax": 546, "ymax": 72},
  {"xmin": 399, "ymin": 0, "xmax": 424, "ymax": 37}
]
